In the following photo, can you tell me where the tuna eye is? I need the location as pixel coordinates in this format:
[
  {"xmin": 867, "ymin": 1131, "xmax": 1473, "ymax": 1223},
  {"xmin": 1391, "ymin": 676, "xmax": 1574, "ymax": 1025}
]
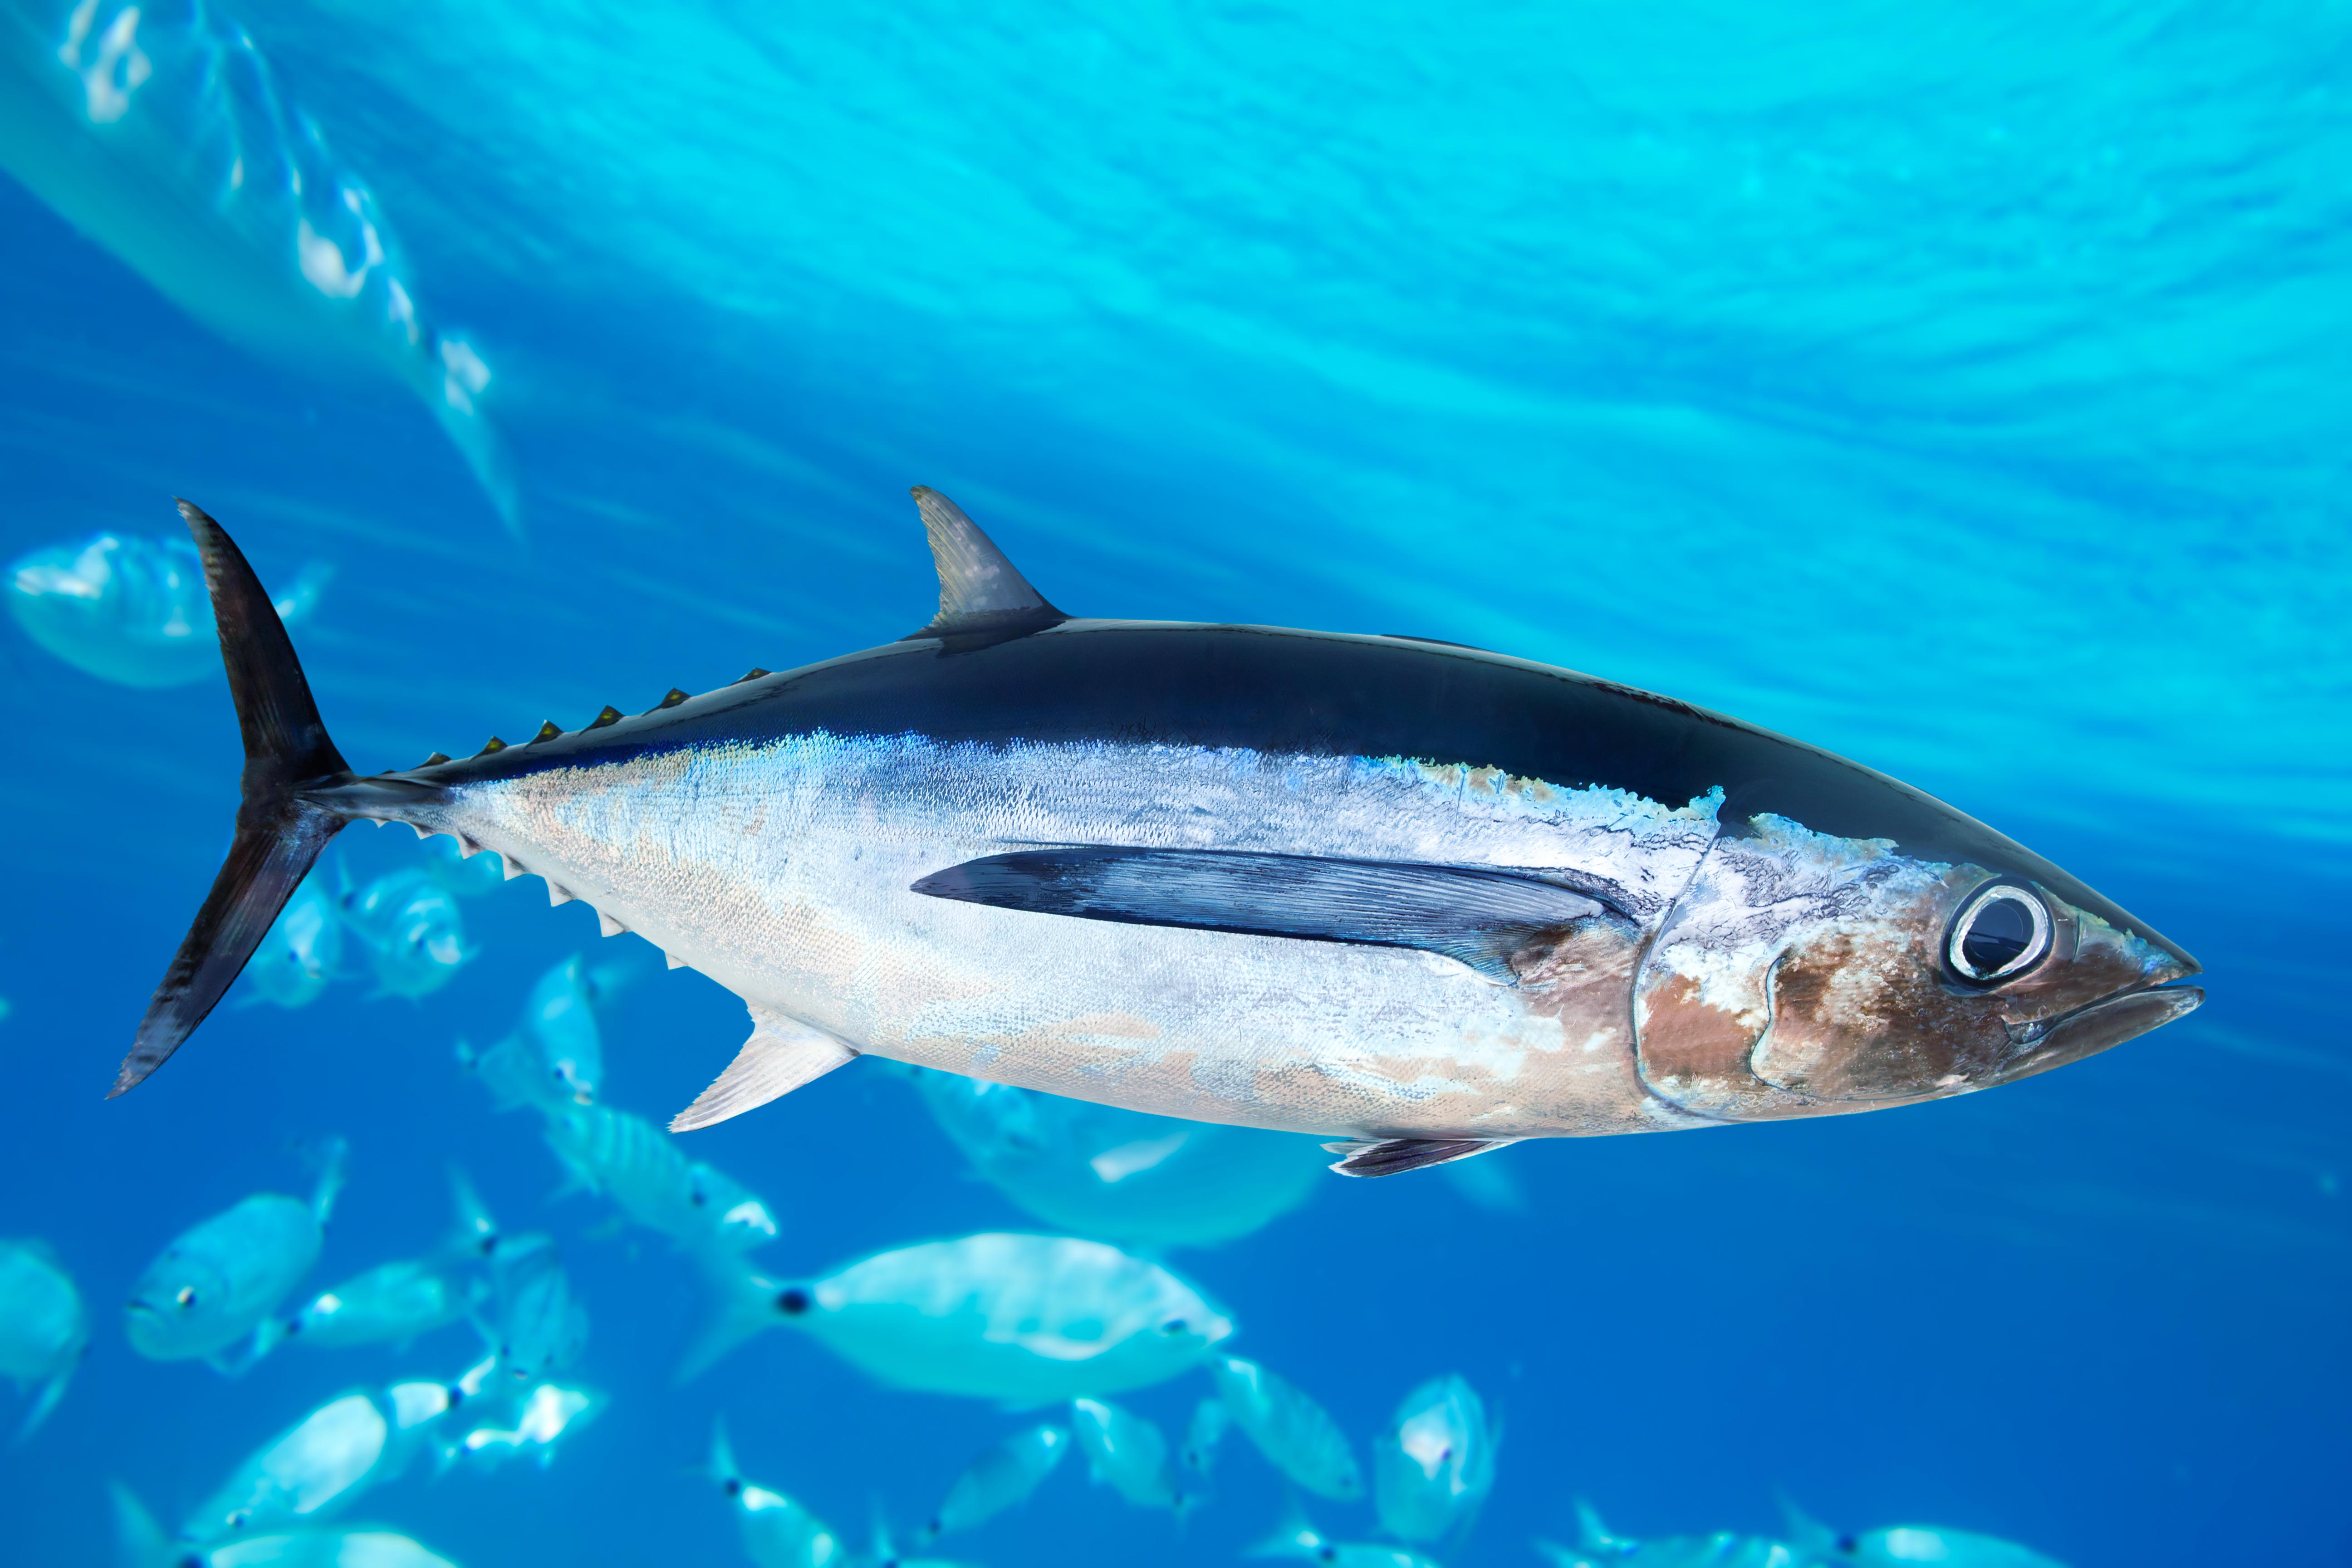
[
  {"xmin": 174, "ymin": 1287, "xmax": 196, "ymax": 1308},
  {"xmin": 1947, "ymin": 883, "xmax": 2051, "ymax": 985},
  {"xmin": 776, "ymin": 1288, "xmax": 810, "ymax": 1315}
]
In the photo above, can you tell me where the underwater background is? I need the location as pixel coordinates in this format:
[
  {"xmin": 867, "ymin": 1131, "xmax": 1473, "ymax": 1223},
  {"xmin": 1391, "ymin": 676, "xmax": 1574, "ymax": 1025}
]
[{"xmin": 1, "ymin": 0, "xmax": 2348, "ymax": 1563}]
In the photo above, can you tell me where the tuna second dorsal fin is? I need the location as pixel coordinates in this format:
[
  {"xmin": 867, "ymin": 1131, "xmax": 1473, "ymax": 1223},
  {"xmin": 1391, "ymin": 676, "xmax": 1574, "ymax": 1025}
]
[{"xmin": 906, "ymin": 485, "xmax": 1066, "ymax": 640}]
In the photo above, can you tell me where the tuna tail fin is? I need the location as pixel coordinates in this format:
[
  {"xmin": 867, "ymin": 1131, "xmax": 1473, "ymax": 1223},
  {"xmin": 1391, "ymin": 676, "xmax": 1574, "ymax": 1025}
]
[
  {"xmin": 108, "ymin": 1481, "xmax": 170, "ymax": 1568},
  {"xmin": 675, "ymin": 1259, "xmax": 786, "ymax": 1385},
  {"xmin": 112, "ymin": 501, "xmax": 358, "ymax": 1097}
]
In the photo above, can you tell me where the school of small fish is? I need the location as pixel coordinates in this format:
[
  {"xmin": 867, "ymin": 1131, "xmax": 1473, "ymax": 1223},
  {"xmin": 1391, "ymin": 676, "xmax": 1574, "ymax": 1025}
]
[{"xmin": 0, "ymin": 830, "xmax": 2082, "ymax": 1568}]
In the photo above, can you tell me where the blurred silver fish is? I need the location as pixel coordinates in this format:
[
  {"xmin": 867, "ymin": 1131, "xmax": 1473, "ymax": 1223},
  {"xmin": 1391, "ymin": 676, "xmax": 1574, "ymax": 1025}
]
[
  {"xmin": 1779, "ymin": 1499, "xmax": 2068, "ymax": 1568},
  {"xmin": 0, "ymin": 1237, "xmax": 85, "ymax": 1440},
  {"xmin": 113, "ymin": 1482, "xmax": 462, "ymax": 1568},
  {"xmin": 707, "ymin": 1418, "xmax": 848, "ymax": 1568},
  {"xmin": 1180, "ymin": 1397, "xmax": 1230, "ymax": 1478},
  {"xmin": 1535, "ymin": 1502, "xmax": 1799, "ymax": 1568},
  {"xmin": 694, "ymin": 1233, "xmax": 1230, "ymax": 1400},
  {"xmin": 340, "ymin": 868, "xmax": 474, "ymax": 1000},
  {"xmin": 181, "ymin": 1375, "xmax": 458, "ymax": 1542},
  {"xmin": 906, "ymin": 1068, "xmax": 1326, "ymax": 1248},
  {"xmin": 436, "ymin": 1378, "xmax": 604, "ymax": 1474},
  {"xmin": 125, "ymin": 1137, "xmax": 344, "ymax": 1371},
  {"xmin": 5, "ymin": 531, "xmax": 325, "ymax": 688},
  {"xmin": 482, "ymin": 1232, "xmax": 587, "ymax": 1384},
  {"xmin": 1069, "ymin": 1396, "xmax": 1183, "ymax": 1513},
  {"xmin": 1212, "ymin": 1356, "xmax": 1362, "ymax": 1501},
  {"xmin": 419, "ymin": 832, "xmax": 511, "ymax": 899},
  {"xmin": 0, "ymin": 4, "xmax": 519, "ymax": 529},
  {"xmin": 925, "ymin": 1422, "xmax": 1068, "ymax": 1539},
  {"xmin": 457, "ymin": 953, "xmax": 616, "ymax": 1112},
  {"xmin": 1251, "ymin": 1501, "xmax": 1443, "ymax": 1568},
  {"xmin": 1372, "ymin": 1374, "xmax": 1498, "ymax": 1545},
  {"xmin": 542, "ymin": 1102, "xmax": 778, "ymax": 1254},
  {"xmin": 239, "ymin": 875, "xmax": 345, "ymax": 1011},
  {"xmin": 276, "ymin": 1170, "xmax": 497, "ymax": 1353}
]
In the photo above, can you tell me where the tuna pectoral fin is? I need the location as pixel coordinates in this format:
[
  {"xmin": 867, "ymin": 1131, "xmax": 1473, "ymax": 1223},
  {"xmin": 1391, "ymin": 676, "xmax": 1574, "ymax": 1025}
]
[
  {"xmin": 670, "ymin": 1007, "xmax": 858, "ymax": 1132},
  {"xmin": 114, "ymin": 502, "xmax": 361, "ymax": 1097},
  {"xmin": 1323, "ymin": 1137, "xmax": 1522, "ymax": 1178},
  {"xmin": 912, "ymin": 848, "xmax": 1609, "ymax": 983}
]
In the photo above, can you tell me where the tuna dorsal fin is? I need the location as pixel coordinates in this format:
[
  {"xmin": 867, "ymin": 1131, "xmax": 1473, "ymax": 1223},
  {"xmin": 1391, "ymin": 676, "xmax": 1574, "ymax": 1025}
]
[
  {"xmin": 906, "ymin": 486, "xmax": 1066, "ymax": 640},
  {"xmin": 670, "ymin": 1007, "xmax": 858, "ymax": 1132}
]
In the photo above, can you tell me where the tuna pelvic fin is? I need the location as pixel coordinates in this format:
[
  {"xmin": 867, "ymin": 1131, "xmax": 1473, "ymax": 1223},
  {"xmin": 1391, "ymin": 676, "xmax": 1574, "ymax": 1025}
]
[
  {"xmin": 1323, "ymin": 1137, "xmax": 1521, "ymax": 1178},
  {"xmin": 906, "ymin": 486, "xmax": 1066, "ymax": 640},
  {"xmin": 670, "ymin": 1006, "xmax": 858, "ymax": 1132},
  {"xmin": 114, "ymin": 502, "xmax": 359, "ymax": 1098}
]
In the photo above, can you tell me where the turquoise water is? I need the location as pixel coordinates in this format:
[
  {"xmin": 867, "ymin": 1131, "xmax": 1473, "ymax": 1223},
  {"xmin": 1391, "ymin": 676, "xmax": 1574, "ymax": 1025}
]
[{"xmin": 1, "ymin": 1, "xmax": 2347, "ymax": 1564}]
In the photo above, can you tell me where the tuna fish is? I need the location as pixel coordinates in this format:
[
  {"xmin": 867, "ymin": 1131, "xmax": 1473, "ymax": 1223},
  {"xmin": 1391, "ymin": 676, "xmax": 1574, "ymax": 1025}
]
[
  {"xmin": 0, "ymin": 4, "xmax": 519, "ymax": 529},
  {"xmin": 113, "ymin": 495, "xmax": 2201, "ymax": 1176},
  {"xmin": 5, "ymin": 531, "xmax": 324, "ymax": 689},
  {"xmin": 0, "ymin": 1237, "xmax": 86, "ymax": 1440},
  {"xmin": 926, "ymin": 1421, "xmax": 1069, "ymax": 1539},
  {"xmin": 696, "ymin": 1232, "xmax": 1230, "ymax": 1399},
  {"xmin": 904, "ymin": 1066, "xmax": 1327, "ymax": 1246},
  {"xmin": 1372, "ymin": 1374, "xmax": 1498, "ymax": 1545},
  {"xmin": 125, "ymin": 1137, "xmax": 345, "ymax": 1371}
]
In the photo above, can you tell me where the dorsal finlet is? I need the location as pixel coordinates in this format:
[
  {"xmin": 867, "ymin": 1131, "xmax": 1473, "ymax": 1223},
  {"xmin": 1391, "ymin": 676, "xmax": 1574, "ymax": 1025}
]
[
  {"xmin": 529, "ymin": 720, "xmax": 563, "ymax": 744},
  {"xmin": 588, "ymin": 706, "xmax": 623, "ymax": 729},
  {"xmin": 477, "ymin": 736, "xmax": 508, "ymax": 755},
  {"xmin": 735, "ymin": 668, "xmax": 769, "ymax": 684},
  {"xmin": 422, "ymin": 752, "xmax": 452, "ymax": 767},
  {"xmin": 647, "ymin": 688, "xmax": 688, "ymax": 714},
  {"xmin": 906, "ymin": 486, "xmax": 1065, "ymax": 639}
]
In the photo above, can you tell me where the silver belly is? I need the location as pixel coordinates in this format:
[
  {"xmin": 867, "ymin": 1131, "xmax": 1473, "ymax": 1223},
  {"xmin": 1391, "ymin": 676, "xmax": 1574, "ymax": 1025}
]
[{"xmin": 418, "ymin": 733, "xmax": 1727, "ymax": 1140}]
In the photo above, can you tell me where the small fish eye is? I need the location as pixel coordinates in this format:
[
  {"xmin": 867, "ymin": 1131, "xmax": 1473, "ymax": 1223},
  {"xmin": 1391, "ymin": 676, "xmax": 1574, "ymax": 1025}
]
[
  {"xmin": 724, "ymin": 1478, "xmax": 742, "ymax": 1497},
  {"xmin": 1161, "ymin": 1318, "xmax": 1187, "ymax": 1335},
  {"xmin": 1946, "ymin": 882, "xmax": 2051, "ymax": 985},
  {"xmin": 174, "ymin": 1286, "xmax": 196, "ymax": 1308},
  {"xmin": 776, "ymin": 1287, "xmax": 811, "ymax": 1315},
  {"xmin": 1318, "ymin": 1550, "xmax": 1337, "ymax": 1564},
  {"xmin": 1837, "ymin": 1537, "xmax": 1858, "ymax": 1556}
]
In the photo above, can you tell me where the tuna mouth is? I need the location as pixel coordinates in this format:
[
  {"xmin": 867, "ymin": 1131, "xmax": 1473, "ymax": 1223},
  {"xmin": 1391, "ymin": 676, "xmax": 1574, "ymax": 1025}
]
[{"xmin": 1999, "ymin": 979, "xmax": 2204, "ymax": 1080}]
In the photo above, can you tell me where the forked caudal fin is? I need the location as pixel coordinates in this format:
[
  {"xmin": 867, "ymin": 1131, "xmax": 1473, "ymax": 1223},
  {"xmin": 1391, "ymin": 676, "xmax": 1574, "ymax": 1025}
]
[{"xmin": 112, "ymin": 501, "xmax": 360, "ymax": 1097}]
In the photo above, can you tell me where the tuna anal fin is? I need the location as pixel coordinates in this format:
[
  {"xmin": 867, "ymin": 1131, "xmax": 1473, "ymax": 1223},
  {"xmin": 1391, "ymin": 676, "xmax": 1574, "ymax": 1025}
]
[
  {"xmin": 913, "ymin": 848, "xmax": 1610, "ymax": 984},
  {"xmin": 670, "ymin": 1007, "xmax": 857, "ymax": 1132},
  {"xmin": 1323, "ymin": 1137, "xmax": 1521, "ymax": 1179},
  {"xmin": 904, "ymin": 487, "xmax": 1066, "ymax": 641}
]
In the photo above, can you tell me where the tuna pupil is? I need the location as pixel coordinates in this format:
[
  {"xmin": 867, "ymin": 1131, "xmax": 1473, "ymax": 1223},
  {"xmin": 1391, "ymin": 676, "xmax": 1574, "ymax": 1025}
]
[{"xmin": 1962, "ymin": 895, "xmax": 2036, "ymax": 975}]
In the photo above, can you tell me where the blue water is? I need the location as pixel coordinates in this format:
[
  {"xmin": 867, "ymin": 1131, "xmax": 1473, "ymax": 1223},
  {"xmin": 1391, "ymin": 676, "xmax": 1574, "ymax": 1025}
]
[{"xmin": 3, "ymin": 1, "xmax": 2348, "ymax": 1563}]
